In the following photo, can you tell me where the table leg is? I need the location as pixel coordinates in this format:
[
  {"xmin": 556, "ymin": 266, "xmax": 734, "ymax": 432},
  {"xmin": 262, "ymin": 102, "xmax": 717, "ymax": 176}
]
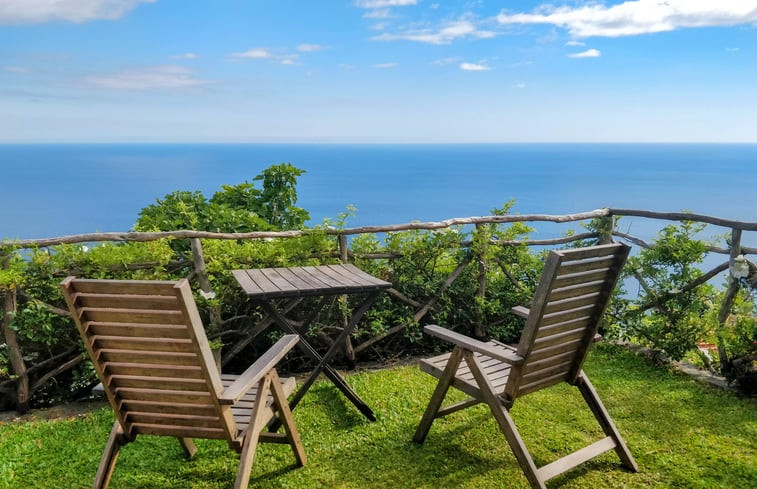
[{"xmin": 257, "ymin": 294, "xmax": 380, "ymax": 422}]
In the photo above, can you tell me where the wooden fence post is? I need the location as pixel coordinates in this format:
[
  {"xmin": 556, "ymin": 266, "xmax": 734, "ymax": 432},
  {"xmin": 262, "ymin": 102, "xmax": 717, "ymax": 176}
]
[
  {"xmin": 716, "ymin": 228, "xmax": 743, "ymax": 372},
  {"xmin": 1, "ymin": 253, "xmax": 29, "ymax": 413},
  {"xmin": 338, "ymin": 234, "xmax": 356, "ymax": 367},
  {"xmin": 474, "ymin": 223, "xmax": 488, "ymax": 339},
  {"xmin": 191, "ymin": 238, "xmax": 222, "ymax": 329}
]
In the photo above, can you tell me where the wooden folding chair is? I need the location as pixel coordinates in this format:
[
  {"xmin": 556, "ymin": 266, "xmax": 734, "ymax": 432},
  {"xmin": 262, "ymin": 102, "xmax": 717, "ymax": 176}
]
[
  {"xmin": 61, "ymin": 277, "xmax": 306, "ymax": 489},
  {"xmin": 413, "ymin": 243, "xmax": 637, "ymax": 489}
]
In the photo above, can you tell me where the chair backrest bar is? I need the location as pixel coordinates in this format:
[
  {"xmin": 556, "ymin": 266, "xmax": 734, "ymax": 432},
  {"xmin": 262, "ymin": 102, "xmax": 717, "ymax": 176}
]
[
  {"xmin": 505, "ymin": 243, "xmax": 630, "ymax": 399},
  {"xmin": 61, "ymin": 277, "xmax": 237, "ymax": 442}
]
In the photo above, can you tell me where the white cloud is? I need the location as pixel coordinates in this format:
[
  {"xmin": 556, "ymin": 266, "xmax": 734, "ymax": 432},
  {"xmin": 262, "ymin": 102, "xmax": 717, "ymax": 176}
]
[
  {"xmin": 373, "ymin": 19, "xmax": 496, "ymax": 44},
  {"xmin": 725, "ymin": 47, "xmax": 740, "ymax": 52},
  {"xmin": 172, "ymin": 53, "xmax": 199, "ymax": 60},
  {"xmin": 363, "ymin": 8, "xmax": 392, "ymax": 19},
  {"xmin": 85, "ymin": 65, "xmax": 209, "ymax": 91},
  {"xmin": 356, "ymin": 0, "xmax": 416, "ymax": 7},
  {"xmin": 297, "ymin": 44, "xmax": 326, "ymax": 52},
  {"xmin": 510, "ymin": 60, "xmax": 533, "ymax": 68},
  {"xmin": 0, "ymin": 0, "xmax": 154, "ymax": 24},
  {"xmin": 497, "ymin": 1, "xmax": 757, "ymax": 38},
  {"xmin": 4, "ymin": 66, "xmax": 30, "ymax": 73},
  {"xmin": 460, "ymin": 62, "xmax": 490, "ymax": 71},
  {"xmin": 280, "ymin": 55, "xmax": 300, "ymax": 65},
  {"xmin": 565, "ymin": 40, "xmax": 585, "ymax": 46},
  {"xmin": 232, "ymin": 48, "xmax": 273, "ymax": 59},
  {"xmin": 568, "ymin": 49, "xmax": 601, "ymax": 58},
  {"xmin": 513, "ymin": 83, "xmax": 527, "ymax": 89},
  {"xmin": 374, "ymin": 62, "xmax": 399, "ymax": 68},
  {"xmin": 432, "ymin": 56, "xmax": 463, "ymax": 66}
]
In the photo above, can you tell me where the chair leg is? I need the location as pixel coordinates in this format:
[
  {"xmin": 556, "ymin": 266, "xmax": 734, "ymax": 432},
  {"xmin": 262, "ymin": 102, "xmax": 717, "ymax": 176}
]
[
  {"xmin": 234, "ymin": 374, "xmax": 273, "ymax": 489},
  {"xmin": 93, "ymin": 421, "xmax": 129, "ymax": 489},
  {"xmin": 576, "ymin": 372, "xmax": 639, "ymax": 472},
  {"xmin": 464, "ymin": 351, "xmax": 546, "ymax": 489},
  {"xmin": 269, "ymin": 369, "xmax": 307, "ymax": 466},
  {"xmin": 413, "ymin": 347, "xmax": 464, "ymax": 444},
  {"xmin": 178, "ymin": 438, "xmax": 197, "ymax": 459}
]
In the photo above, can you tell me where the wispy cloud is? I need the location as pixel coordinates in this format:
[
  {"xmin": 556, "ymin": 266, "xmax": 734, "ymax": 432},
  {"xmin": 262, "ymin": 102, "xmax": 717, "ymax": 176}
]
[
  {"xmin": 497, "ymin": 1, "xmax": 757, "ymax": 38},
  {"xmin": 565, "ymin": 40, "xmax": 585, "ymax": 46},
  {"xmin": 374, "ymin": 62, "xmax": 399, "ymax": 69},
  {"xmin": 172, "ymin": 53, "xmax": 199, "ymax": 60},
  {"xmin": 297, "ymin": 44, "xmax": 326, "ymax": 52},
  {"xmin": 513, "ymin": 83, "xmax": 527, "ymax": 89},
  {"xmin": 510, "ymin": 60, "xmax": 533, "ymax": 68},
  {"xmin": 0, "ymin": 0, "xmax": 154, "ymax": 24},
  {"xmin": 373, "ymin": 19, "xmax": 496, "ymax": 45},
  {"xmin": 356, "ymin": 0, "xmax": 416, "ymax": 7},
  {"xmin": 231, "ymin": 48, "xmax": 273, "ymax": 59},
  {"xmin": 231, "ymin": 48, "xmax": 301, "ymax": 65},
  {"xmin": 363, "ymin": 8, "xmax": 392, "ymax": 19},
  {"xmin": 432, "ymin": 56, "xmax": 462, "ymax": 66},
  {"xmin": 568, "ymin": 49, "xmax": 601, "ymax": 58},
  {"xmin": 85, "ymin": 65, "xmax": 209, "ymax": 91},
  {"xmin": 725, "ymin": 47, "xmax": 740, "ymax": 52},
  {"xmin": 460, "ymin": 62, "xmax": 490, "ymax": 71},
  {"xmin": 4, "ymin": 66, "xmax": 30, "ymax": 73}
]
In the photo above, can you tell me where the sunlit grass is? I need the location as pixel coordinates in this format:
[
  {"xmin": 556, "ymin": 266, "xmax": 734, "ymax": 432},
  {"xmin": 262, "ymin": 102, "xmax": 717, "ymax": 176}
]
[{"xmin": 1, "ymin": 344, "xmax": 755, "ymax": 488}]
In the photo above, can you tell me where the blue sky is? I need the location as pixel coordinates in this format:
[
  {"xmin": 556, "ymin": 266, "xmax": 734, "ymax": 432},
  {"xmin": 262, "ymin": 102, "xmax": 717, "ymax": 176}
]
[{"xmin": 1, "ymin": 0, "xmax": 756, "ymax": 143}]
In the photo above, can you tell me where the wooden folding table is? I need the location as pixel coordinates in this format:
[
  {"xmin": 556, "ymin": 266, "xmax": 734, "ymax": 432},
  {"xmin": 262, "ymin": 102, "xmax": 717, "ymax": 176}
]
[{"xmin": 233, "ymin": 264, "xmax": 391, "ymax": 421}]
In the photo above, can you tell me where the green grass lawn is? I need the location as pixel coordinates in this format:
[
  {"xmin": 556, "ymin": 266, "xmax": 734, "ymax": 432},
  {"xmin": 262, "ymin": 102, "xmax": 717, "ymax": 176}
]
[{"xmin": 1, "ymin": 344, "xmax": 755, "ymax": 489}]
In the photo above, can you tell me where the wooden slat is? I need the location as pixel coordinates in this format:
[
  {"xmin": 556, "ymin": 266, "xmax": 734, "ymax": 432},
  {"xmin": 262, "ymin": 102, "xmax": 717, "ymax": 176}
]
[
  {"xmin": 553, "ymin": 268, "xmax": 611, "ymax": 288},
  {"xmin": 119, "ymin": 399, "xmax": 217, "ymax": 416},
  {"xmin": 125, "ymin": 411, "xmax": 223, "ymax": 429},
  {"xmin": 71, "ymin": 280, "xmax": 177, "ymax": 295},
  {"xmin": 75, "ymin": 293, "xmax": 180, "ymax": 310},
  {"xmin": 80, "ymin": 308, "xmax": 185, "ymax": 325},
  {"xmin": 97, "ymin": 349, "xmax": 199, "ymax": 366},
  {"xmin": 521, "ymin": 350, "xmax": 577, "ymax": 375},
  {"xmin": 107, "ymin": 375, "xmax": 208, "ymax": 391},
  {"xmin": 517, "ymin": 371, "xmax": 570, "ymax": 396},
  {"xmin": 114, "ymin": 387, "xmax": 213, "ymax": 404},
  {"xmin": 262, "ymin": 269, "xmax": 299, "ymax": 294},
  {"xmin": 273, "ymin": 267, "xmax": 313, "ymax": 291},
  {"xmin": 540, "ymin": 304, "xmax": 596, "ymax": 327},
  {"xmin": 557, "ymin": 256, "xmax": 618, "ymax": 275},
  {"xmin": 521, "ymin": 360, "xmax": 573, "ymax": 383},
  {"xmin": 538, "ymin": 436, "xmax": 616, "ymax": 481},
  {"xmin": 528, "ymin": 338, "xmax": 585, "ymax": 362},
  {"xmin": 556, "ymin": 243, "xmax": 624, "ymax": 262},
  {"xmin": 323, "ymin": 265, "xmax": 366, "ymax": 288},
  {"xmin": 299, "ymin": 266, "xmax": 344, "ymax": 289},
  {"xmin": 343, "ymin": 264, "xmax": 391, "ymax": 287},
  {"xmin": 131, "ymin": 423, "xmax": 227, "ymax": 439},
  {"xmin": 245, "ymin": 268, "xmax": 281, "ymax": 295},
  {"xmin": 92, "ymin": 336, "xmax": 195, "ymax": 353},
  {"xmin": 536, "ymin": 316, "xmax": 592, "ymax": 339},
  {"xmin": 103, "ymin": 362, "xmax": 204, "ymax": 379},
  {"xmin": 533, "ymin": 326, "xmax": 589, "ymax": 349},
  {"xmin": 544, "ymin": 292, "xmax": 602, "ymax": 315},
  {"xmin": 548, "ymin": 280, "xmax": 606, "ymax": 302},
  {"xmin": 85, "ymin": 322, "xmax": 190, "ymax": 339}
]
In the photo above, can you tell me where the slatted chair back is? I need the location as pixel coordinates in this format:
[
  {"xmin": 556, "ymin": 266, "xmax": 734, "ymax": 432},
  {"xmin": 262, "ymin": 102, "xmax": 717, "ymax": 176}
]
[
  {"xmin": 61, "ymin": 277, "xmax": 237, "ymax": 444},
  {"xmin": 505, "ymin": 243, "xmax": 630, "ymax": 400}
]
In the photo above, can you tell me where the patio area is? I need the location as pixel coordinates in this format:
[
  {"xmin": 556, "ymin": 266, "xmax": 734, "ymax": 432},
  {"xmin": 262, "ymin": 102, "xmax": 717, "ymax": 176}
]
[{"xmin": 1, "ymin": 344, "xmax": 754, "ymax": 489}]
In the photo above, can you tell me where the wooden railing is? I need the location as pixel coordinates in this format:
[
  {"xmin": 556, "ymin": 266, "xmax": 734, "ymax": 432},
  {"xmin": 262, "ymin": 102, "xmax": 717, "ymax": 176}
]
[{"xmin": 1, "ymin": 208, "xmax": 755, "ymax": 411}]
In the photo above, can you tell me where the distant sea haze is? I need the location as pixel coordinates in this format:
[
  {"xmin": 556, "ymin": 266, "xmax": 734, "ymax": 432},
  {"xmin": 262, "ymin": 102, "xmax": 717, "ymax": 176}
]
[{"xmin": 1, "ymin": 144, "xmax": 755, "ymax": 244}]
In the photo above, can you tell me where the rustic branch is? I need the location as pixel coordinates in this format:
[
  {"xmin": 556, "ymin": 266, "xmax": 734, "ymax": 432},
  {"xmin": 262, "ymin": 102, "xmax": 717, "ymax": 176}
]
[
  {"xmin": 30, "ymin": 354, "xmax": 85, "ymax": 393},
  {"xmin": 608, "ymin": 208, "xmax": 757, "ymax": 231}
]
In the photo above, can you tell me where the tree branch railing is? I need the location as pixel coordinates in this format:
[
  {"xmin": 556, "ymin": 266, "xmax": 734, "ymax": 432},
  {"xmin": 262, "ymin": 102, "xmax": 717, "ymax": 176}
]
[{"xmin": 1, "ymin": 208, "xmax": 755, "ymax": 412}]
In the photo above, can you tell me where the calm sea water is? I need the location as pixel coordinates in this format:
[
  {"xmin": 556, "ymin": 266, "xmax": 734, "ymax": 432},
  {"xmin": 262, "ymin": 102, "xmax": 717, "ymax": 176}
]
[{"xmin": 1, "ymin": 144, "xmax": 755, "ymax": 245}]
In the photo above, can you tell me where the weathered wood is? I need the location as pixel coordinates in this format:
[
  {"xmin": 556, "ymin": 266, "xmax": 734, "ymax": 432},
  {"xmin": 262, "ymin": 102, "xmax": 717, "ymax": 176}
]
[
  {"xmin": 716, "ymin": 229, "xmax": 743, "ymax": 369},
  {"xmin": 608, "ymin": 208, "xmax": 757, "ymax": 231},
  {"xmin": 60, "ymin": 277, "xmax": 306, "ymax": 488},
  {"xmin": 191, "ymin": 238, "xmax": 222, "ymax": 327},
  {"xmin": 414, "ymin": 244, "xmax": 636, "ymax": 489},
  {"xmin": 474, "ymin": 223, "xmax": 488, "ymax": 338},
  {"xmin": 2, "ymin": 273, "xmax": 29, "ymax": 413}
]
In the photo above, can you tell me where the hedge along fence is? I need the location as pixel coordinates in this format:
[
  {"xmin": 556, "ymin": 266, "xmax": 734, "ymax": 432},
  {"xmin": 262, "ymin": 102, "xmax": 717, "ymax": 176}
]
[{"xmin": 1, "ymin": 208, "xmax": 756, "ymax": 412}]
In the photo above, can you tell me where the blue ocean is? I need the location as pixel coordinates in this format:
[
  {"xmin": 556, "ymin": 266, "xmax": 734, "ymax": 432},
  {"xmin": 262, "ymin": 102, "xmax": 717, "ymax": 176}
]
[{"xmin": 1, "ymin": 144, "xmax": 755, "ymax": 245}]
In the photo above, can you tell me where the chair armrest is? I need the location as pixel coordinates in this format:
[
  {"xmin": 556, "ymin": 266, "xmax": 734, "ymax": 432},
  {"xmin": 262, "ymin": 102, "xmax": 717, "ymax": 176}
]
[
  {"xmin": 424, "ymin": 325, "xmax": 523, "ymax": 365},
  {"xmin": 512, "ymin": 306, "xmax": 530, "ymax": 319},
  {"xmin": 218, "ymin": 334, "xmax": 299, "ymax": 405}
]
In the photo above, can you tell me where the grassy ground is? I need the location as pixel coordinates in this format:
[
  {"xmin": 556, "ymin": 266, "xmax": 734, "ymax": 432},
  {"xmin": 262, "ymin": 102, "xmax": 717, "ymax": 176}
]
[{"xmin": 1, "ymin": 344, "xmax": 755, "ymax": 489}]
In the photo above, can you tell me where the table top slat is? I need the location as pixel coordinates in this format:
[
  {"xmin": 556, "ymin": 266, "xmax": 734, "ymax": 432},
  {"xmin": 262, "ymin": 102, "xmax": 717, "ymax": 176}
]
[
  {"xmin": 234, "ymin": 264, "xmax": 390, "ymax": 299},
  {"xmin": 245, "ymin": 268, "xmax": 281, "ymax": 295}
]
